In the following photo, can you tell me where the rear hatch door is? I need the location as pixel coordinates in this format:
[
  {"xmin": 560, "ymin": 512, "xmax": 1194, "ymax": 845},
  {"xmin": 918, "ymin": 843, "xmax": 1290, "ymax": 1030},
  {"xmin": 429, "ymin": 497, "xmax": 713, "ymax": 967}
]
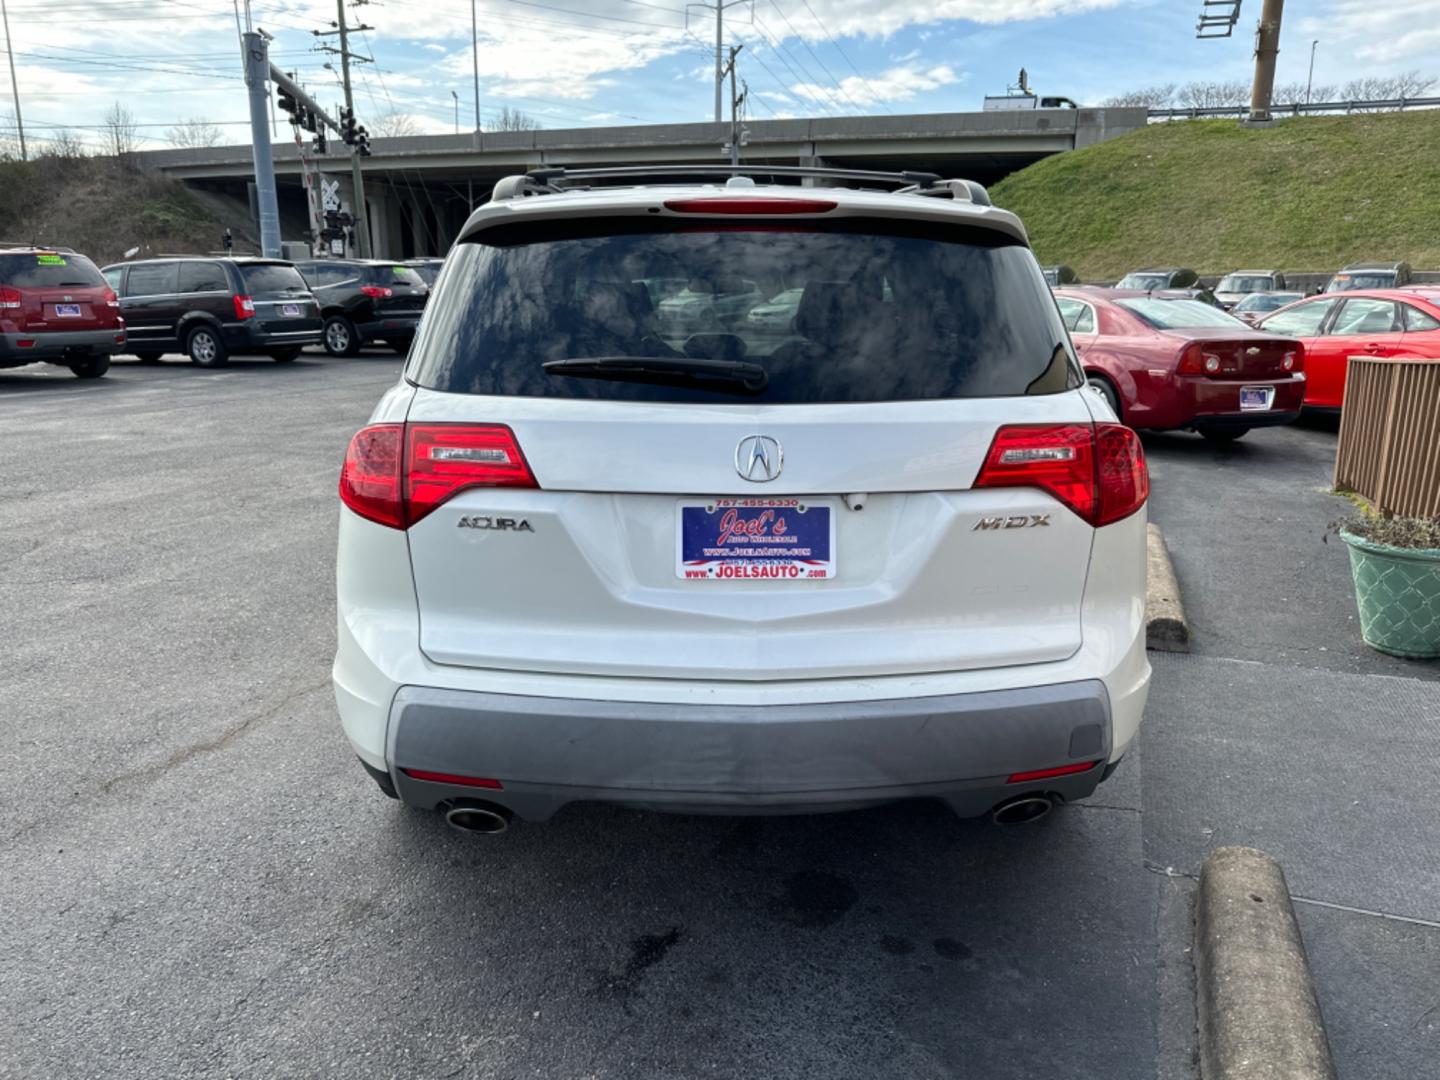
[
  {"xmin": 240, "ymin": 262, "xmax": 321, "ymax": 331},
  {"xmin": 401, "ymin": 208, "xmax": 1100, "ymax": 681}
]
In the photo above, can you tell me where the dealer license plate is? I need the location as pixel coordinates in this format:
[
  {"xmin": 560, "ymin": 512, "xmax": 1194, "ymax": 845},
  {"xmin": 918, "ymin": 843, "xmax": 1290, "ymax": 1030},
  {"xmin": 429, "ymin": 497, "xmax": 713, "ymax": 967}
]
[
  {"xmin": 54, "ymin": 304, "xmax": 81, "ymax": 317},
  {"xmin": 677, "ymin": 499, "xmax": 835, "ymax": 580},
  {"xmin": 1239, "ymin": 385, "xmax": 1275, "ymax": 411}
]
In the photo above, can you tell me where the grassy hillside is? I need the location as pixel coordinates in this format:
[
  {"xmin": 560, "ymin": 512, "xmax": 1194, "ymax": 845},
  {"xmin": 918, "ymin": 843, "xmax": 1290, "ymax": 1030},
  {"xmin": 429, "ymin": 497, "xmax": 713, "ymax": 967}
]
[
  {"xmin": 990, "ymin": 111, "xmax": 1440, "ymax": 281},
  {"xmin": 0, "ymin": 156, "xmax": 249, "ymax": 265}
]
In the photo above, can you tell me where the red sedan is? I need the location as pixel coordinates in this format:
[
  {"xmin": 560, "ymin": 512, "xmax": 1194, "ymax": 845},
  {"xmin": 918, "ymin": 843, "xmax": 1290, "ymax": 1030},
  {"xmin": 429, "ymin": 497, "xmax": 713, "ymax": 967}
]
[
  {"xmin": 1054, "ymin": 289, "xmax": 1305, "ymax": 442},
  {"xmin": 1254, "ymin": 288, "xmax": 1440, "ymax": 409}
]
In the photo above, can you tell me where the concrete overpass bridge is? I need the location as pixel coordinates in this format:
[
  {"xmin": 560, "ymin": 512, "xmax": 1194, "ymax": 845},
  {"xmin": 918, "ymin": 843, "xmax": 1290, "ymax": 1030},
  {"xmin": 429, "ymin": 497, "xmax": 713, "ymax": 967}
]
[{"xmin": 136, "ymin": 107, "xmax": 1145, "ymax": 259}]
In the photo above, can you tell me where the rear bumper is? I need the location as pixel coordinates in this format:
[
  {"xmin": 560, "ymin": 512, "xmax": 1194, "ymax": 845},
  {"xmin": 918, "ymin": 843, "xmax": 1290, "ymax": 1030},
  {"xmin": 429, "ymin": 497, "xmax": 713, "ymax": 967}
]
[
  {"xmin": 357, "ymin": 315, "xmax": 421, "ymax": 342},
  {"xmin": 222, "ymin": 320, "xmax": 323, "ymax": 352},
  {"xmin": 385, "ymin": 681, "xmax": 1114, "ymax": 820},
  {"xmin": 0, "ymin": 328, "xmax": 125, "ymax": 362}
]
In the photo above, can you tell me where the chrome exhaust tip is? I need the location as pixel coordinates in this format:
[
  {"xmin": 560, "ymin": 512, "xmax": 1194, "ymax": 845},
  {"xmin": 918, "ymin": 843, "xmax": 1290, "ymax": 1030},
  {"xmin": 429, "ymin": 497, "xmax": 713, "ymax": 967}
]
[
  {"xmin": 991, "ymin": 794, "xmax": 1055, "ymax": 826},
  {"xmin": 444, "ymin": 800, "xmax": 512, "ymax": 835}
]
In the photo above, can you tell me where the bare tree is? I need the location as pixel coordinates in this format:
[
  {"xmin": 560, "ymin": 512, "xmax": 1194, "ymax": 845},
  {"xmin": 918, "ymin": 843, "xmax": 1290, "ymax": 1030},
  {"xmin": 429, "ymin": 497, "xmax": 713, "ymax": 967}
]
[
  {"xmin": 1393, "ymin": 70, "xmax": 1437, "ymax": 98},
  {"xmin": 40, "ymin": 128, "xmax": 88, "ymax": 159},
  {"xmin": 164, "ymin": 117, "xmax": 223, "ymax": 148},
  {"xmin": 102, "ymin": 102, "xmax": 140, "ymax": 157},
  {"xmin": 493, "ymin": 106, "xmax": 541, "ymax": 132},
  {"xmin": 0, "ymin": 112, "xmax": 17, "ymax": 161},
  {"xmin": 1175, "ymin": 80, "xmax": 1250, "ymax": 110},
  {"xmin": 1272, "ymin": 81, "xmax": 1337, "ymax": 106},
  {"xmin": 371, "ymin": 111, "xmax": 420, "ymax": 137},
  {"xmin": 1100, "ymin": 84, "xmax": 1176, "ymax": 109}
]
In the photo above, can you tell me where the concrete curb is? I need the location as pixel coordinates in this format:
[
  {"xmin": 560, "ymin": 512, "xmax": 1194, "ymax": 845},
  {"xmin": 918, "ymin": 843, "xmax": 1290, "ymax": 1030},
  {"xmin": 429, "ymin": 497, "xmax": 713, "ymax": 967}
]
[
  {"xmin": 1146, "ymin": 523, "xmax": 1190, "ymax": 652},
  {"xmin": 1195, "ymin": 847, "xmax": 1337, "ymax": 1080}
]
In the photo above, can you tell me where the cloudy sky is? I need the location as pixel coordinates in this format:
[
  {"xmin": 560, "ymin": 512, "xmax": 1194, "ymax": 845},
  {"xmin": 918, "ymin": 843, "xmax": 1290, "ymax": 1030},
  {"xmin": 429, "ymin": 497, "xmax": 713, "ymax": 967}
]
[{"xmin": 1, "ymin": 0, "xmax": 1436, "ymax": 150}]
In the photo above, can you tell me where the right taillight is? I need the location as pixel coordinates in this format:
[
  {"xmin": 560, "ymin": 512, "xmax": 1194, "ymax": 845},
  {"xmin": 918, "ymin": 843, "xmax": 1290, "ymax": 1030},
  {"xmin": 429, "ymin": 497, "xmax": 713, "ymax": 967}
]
[
  {"xmin": 974, "ymin": 423, "xmax": 1148, "ymax": 528},
  {"xmin": 339, "ymin": 422, "xmax": 537, "ymax": 529}
]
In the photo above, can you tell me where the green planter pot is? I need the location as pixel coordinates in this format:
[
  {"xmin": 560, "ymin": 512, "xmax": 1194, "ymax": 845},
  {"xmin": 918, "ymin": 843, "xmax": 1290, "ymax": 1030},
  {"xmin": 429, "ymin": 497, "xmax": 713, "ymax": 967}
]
[{"xmin": 1339, "ymin": 530, "xmax": 1440, "ymax": 659}]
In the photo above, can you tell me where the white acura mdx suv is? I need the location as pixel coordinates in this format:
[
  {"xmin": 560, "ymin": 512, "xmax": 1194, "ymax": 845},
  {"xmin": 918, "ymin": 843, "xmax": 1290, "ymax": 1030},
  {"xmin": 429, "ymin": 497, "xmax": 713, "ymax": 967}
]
[{"xmin": 334, "ymin": 166, "xmax": 1150, "ymax": 833}]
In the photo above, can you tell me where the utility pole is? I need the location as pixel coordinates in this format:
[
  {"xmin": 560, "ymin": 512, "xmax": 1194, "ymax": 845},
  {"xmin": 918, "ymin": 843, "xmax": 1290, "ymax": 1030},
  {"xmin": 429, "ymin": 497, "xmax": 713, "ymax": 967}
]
[
  {"xmin": 242, "ymin": 32, "xmax": 281, "ymax": 257},
  {"xmin": 322, "ymin": 0, "xmax": 373, "ymax": 257},
  {"xmin": 1245, "ymin": 0, "xmax": 1285, "ymax": 125},
  {"xmin": 1, "ymin": 0, "xmax": 25, "ymax": 160},
  {"xmin": 1305, "ymin": 39, "xmax": 1319, "ymax": 105},
  {"xmin": 688, "ymin": 0, "xmax": 750, "ymax": 123},
  {"xmin": 721, "ymin": 45, "xmax": 745, "ymax": 168},
  {"xmin": 471, "ymin": 0, "xmax": 481, "ymax": 133}
]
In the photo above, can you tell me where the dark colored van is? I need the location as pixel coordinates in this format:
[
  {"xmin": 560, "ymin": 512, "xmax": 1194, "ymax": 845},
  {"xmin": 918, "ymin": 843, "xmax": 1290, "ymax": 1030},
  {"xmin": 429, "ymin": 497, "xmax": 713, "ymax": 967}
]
[
  {"xmin": 100, "ymin": 257, "xmax": 322, "ymax": 366},
  {"xmin": 292, "ymin": 260, "xmax": 430, "ymax": 356},
  {"xmin": 1, "ymin": 246, "xmax": 125, "ymax": 378}
]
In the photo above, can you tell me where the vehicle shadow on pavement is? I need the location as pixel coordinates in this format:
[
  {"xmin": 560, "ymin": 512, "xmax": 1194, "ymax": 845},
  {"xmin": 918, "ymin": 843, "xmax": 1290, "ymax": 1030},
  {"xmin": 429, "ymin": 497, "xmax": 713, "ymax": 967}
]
[{"xmin": 375, "ymin": 796, "xmax": 1154, "ymax": 1079}]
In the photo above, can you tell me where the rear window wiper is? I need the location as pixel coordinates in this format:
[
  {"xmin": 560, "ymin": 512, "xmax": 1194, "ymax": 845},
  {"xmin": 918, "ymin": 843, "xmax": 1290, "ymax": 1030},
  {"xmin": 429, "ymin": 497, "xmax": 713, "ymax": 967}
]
[{"xmin": 542, "ymin": 355, "xmax": 769, "ymax": 394}]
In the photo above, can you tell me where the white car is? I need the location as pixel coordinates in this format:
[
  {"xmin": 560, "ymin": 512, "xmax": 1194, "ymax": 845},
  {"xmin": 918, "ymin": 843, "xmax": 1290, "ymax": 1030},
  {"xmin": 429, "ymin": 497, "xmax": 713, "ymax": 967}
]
[{"xmin": 334, "ymin": 166, "xmax": 1151, "ymax": 834}]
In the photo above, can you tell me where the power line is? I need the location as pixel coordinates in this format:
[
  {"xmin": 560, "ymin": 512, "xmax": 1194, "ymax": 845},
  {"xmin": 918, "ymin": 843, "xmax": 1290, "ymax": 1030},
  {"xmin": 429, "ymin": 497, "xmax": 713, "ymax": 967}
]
[
  {"xmin": 765, "ymin": 0, "xmax": 870, "ymax": 114},
  {"xmin": 795, "ymin": 0, "xmax": 882, "ymax": 107}
]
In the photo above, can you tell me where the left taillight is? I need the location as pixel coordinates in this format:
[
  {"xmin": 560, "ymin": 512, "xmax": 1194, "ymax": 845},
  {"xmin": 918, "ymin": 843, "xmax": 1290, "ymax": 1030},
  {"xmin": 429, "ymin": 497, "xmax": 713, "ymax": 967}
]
[
  {"xmin": 233, "ymin": 294, "xmax": 256, "ymax": 319},
  {"xmin": 974, "ymin": 423, "xmax": 1148, "ymax": 528},
  {"xmin": 359, "ymin": 285, "xmax": 392, "ymax": 299},
  {"xmin": 339, "ymin": 422, "xmax": 537, "ymax": 529},
  {"xmin": 0, "ymin": 286, "xmax": 23, "ymax": 311}
]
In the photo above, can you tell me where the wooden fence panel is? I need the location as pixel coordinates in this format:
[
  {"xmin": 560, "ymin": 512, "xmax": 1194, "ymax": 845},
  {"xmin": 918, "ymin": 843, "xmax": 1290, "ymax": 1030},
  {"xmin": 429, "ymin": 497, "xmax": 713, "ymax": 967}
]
[{"xmin": 1334, "ymin": 357, "xmax": 1440, "ymax": 518}]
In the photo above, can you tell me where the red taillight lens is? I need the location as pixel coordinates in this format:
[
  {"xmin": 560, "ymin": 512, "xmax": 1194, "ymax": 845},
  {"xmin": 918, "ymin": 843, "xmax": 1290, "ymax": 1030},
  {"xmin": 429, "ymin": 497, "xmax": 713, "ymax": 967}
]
[
  {"xmin": 103, "ymin": 287, "xmax": 120, "ymax": 309},
  {"xmin": 1007, "ymin": 760, "xmax": 1101, "ymax": 785},
  {"xmin": 1282, "ymin": 347, "xmax": 1303, "ymax": 372},
  {"xmin": 1177, "ymin": 344, "xmax": 1202, "ymax": 375},
  {"xmin": 974, "ymin": 423, "xmax": 1148, "ymax": 528},
  {"xmin": 339, "ymin": 423, "xmax": 405, "ymax": 528},
  {"xmin": 0, "ymin": 286, "xmax": 24, "ymax": 310},
  {"xmin": 339, "ymin": 423, "xmax": 538, "ymax": 529},
  {"xmin": 399, "ymin": 768, "xmax": 503, "ymax": 789},
  {"xmin": 663, "ymin": 197, "xmax": 837, "ymax": 215},
  {"xmin": 360, "ymin": 284, "xmax": 392, "ymax": 299},
  {"xmin": 406, "ymin": 423, "xmax": 536, "ymax": 523},
  {"xmin": 233, "ymin": 294, "xmax": 256, "ymax": 319}
]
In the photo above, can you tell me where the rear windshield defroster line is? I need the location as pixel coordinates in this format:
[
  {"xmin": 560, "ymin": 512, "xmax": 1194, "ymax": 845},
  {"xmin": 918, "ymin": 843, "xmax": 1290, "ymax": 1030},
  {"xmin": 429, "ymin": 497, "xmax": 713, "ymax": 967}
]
[{"xmin": 406, "ymin": 217, "xmax": 1079, "ymax": 404}]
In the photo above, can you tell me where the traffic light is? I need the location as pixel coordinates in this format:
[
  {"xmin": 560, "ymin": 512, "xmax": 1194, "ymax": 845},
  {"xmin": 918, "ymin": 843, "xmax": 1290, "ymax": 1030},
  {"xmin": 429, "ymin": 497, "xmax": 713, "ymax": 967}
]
[
  {"xmin": 277, "ymin": 86, "xmax": 297, "ymax": 117},
  {"xmin": 355, "ymin": 125, "xmax": 371, "ymax": 157},
  {"xmin": 338, "ymin": 106, "xmax": 357, "ymax": 145},
  {"xmin": 312, "ymin": 128, "xmax": 328, "ymax": 154}
]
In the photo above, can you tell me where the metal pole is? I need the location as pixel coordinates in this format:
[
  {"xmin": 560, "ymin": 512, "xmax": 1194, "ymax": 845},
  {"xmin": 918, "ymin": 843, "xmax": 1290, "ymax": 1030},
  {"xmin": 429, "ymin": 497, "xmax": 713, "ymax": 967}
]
[
  {"xmin": 242, "ymin": 32, "xmax": 281, "ymax": 257},
  {"xmin": 452, "ymin": 90, "xmax": 458, "ymax": 134},
  {"xmin": 471, "ymin": 0, "xmax": 481, "ymax": 131},
  {"xmin": 714, "ymin": 1, "xmax": 723, "ymax": 123},
  {"xmin": 337, "ymin": 0, "xmax": 371, "ymax": 257},
  {"xmin": 1246, "ymin": 0, "xmax": 1285, "ymax": 124},
  {"xmin": 1, "ymin": 0, "xmax": 26, "ymax": 161},
  {"xmin": 1305, "ymin": 39, "xmax": 1318, "ymax": 105},
  {"xmin": 726, "ymin": 45, "xmax": 742, "ymax": 168}
]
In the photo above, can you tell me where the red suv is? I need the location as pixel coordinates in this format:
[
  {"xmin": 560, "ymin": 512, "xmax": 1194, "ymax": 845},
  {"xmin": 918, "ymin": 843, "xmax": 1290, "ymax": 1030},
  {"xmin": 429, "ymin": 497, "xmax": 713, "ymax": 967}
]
[{"xmin": 0, "ymin": 246, "xmax": 125, "ymax": 378}]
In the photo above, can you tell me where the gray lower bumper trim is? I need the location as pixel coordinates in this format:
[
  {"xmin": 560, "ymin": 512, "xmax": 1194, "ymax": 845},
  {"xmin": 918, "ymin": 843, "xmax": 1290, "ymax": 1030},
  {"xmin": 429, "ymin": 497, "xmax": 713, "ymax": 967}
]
[{"xmin": 387, "ymin": 680, "xmax": 1112, "ymax": 816}]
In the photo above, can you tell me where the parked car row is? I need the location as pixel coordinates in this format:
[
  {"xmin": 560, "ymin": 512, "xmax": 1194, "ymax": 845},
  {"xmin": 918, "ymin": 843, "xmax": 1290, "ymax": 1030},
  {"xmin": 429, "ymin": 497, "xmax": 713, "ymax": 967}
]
[{"xmin": 1, "ymin": 245, "xmax": 437, "ymax": 378}]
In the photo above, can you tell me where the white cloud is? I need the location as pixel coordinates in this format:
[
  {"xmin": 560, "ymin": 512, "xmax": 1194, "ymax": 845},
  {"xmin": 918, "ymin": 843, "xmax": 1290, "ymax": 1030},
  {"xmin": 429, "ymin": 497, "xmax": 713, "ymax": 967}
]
[
  {"xmin": 1296, "ymin": 0, "xmax": 1440, "ymax": 64},
  {"xmin": 791, "ymin": 63, "xmax": 960, "ymax": 107}
]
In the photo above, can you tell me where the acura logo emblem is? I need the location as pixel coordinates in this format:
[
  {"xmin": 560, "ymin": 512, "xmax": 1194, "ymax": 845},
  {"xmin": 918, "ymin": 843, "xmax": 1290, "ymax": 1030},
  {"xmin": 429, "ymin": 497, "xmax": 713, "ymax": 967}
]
[{"xmin": 735, "ymin": 434, "xmax": 783, "ymax": 482}]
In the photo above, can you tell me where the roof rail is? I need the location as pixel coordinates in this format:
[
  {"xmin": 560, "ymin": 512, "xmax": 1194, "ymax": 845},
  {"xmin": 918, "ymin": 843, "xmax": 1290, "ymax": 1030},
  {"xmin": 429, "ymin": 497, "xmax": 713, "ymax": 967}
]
[
  {"xmin": 0, "ymin": 241, "xmax": 77, "ymax": 253},
  {"xmin": 491, "ymin": 164, "xmax": 996, "ymax": 203}
]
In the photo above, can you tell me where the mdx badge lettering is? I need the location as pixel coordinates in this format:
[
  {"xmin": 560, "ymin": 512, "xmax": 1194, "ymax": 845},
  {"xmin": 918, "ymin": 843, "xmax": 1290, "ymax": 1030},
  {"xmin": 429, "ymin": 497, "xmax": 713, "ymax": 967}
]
[{"xmin": 973, "ymin": 515, "xmax": 1052, "ymax": 530}]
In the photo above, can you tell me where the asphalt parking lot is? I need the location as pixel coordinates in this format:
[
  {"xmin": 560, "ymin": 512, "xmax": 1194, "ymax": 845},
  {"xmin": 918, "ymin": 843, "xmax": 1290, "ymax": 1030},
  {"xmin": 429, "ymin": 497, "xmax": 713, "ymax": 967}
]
[{"xmin": 1, "ymin": 354, "xmax": 1436, "ymax": 1079}]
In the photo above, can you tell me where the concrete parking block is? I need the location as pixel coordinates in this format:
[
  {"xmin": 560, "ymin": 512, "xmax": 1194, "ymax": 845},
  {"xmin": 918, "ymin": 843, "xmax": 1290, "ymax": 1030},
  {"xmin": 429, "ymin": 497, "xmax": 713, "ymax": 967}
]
[
  {"xmin": 1195, "ymin": 847, "xmax": 1336, "ymax": 1080},
  {"xmin": 1147, "ymin": 524, "xmax": 1190, "ymax": 653}
]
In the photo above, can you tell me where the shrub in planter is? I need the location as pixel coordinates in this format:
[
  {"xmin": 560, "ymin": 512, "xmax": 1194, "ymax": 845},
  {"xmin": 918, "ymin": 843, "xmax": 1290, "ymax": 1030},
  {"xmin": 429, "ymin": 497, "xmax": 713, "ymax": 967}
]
[{"xmin": 1334, "ymin": 516, "xmax": 1440, "ymax": 659}]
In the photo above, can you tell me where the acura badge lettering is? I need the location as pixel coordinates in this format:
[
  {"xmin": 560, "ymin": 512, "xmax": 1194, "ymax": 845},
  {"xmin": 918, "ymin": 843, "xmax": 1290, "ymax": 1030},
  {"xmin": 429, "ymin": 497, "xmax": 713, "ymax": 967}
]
[{"xmin": 458, "ymin": 516, "xmax": 534, "ymax": 532}]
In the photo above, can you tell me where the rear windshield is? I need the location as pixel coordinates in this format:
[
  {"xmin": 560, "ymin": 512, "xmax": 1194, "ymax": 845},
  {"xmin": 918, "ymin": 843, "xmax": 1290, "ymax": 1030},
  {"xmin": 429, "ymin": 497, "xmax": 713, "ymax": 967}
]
[
  {"xmin": 408, "ymin": 218, "xmax": 1076, "ymax": 403},
  {"xmin": 1217, "ymin": 275, "xmax": 1272, "ymax": 293},
  {"xmin": 0, "ymin": 252, "xmax": 106, "ymax": 288},
  {"xmin": 1327, "ymin": 273, "xmax": 1394, "ymax": 292},
  {"xmin": 367, "ymin": 264, "xmax": 427, "ymax": 289},
  {"xmin": 240, "ymin": 263, "xmax": 309, "ymax": 294},
  {"xmin": 1117, "ymin": 298, "xmax": 1248, "ymax": 330},
  {"xmin": 1116, "ymin": 273, "xmax": 1171, "ymax": 290}
]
